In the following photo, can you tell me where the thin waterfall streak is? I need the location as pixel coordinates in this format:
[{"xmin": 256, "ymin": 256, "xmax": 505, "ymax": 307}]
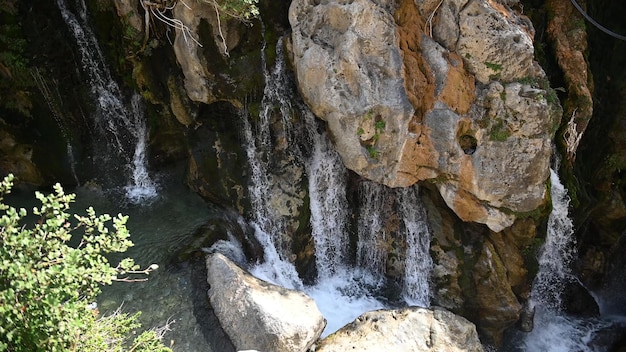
[
  {"xmin": 397, "ymin": 185, "xmax": 432, "ymax": 307},
  {"xmin": 357, "ymin": 181, "xmax": 387, "ymax": 278},
  {"xmin": 57, "ymin": 0, "xmax": 157, "ymax": 202},
  {"xmin": 76, "ymin": 0, "xmax": 110, "ymax": 81},
  {"xmin": 124, "ymin": 95, "xmax": 157, "ymax": 202},
  {"xmin": 57, "ymin": 0, "xmax": 128, "ymax": 150},
  {"xmin": 31, "ymin": 68, "xmax": 80, "ymax": 185},
  {"xmin": 66, "ymin": 143, "xmax": 80, "ymax": 186},
  {"xmin": 239, "ymin": 112, "xmax": 275, "ymax": 232},
  {"xmin": 307, "ymin": 112, "xmax": 349, "ymax": 278},
  {"xmin": 239, "ymin": 54, "xmax": 302, "ymax": 287},
  {"xmin": 260, "ymin": 36, "xmax": 296, "ymax": 147}
]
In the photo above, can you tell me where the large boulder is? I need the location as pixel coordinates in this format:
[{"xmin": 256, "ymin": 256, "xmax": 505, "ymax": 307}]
[
  {"xmin": 316, "ymin": 306, "xmax": 484, "ymax": 352},
  {"xmin": 288, "ymin": 0, "xmax": 415, "ymax": 187},
  {"xmin": 289, "ymin": 0, "xmax": 560, "ymax": 231},
  {"xmin": 206, "ymin": 253, "xmax": 326, "ymax": 352}
]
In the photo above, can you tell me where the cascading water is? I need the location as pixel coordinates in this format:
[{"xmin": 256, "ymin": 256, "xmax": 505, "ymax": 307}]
[
  {"xmin": 397, "ymin": 185, "xmax": 432, "ymax": 307},
  {"xmin": 124, "ymin": 95, "xmax": 159, "ymax": 204},
  {"xmin": 522, "ymin": 169, "xmax": 607, "ymax": 351},
  {"xmin": 306, "ymin": 117, "xmax": 350, "ymax": 277},
  {"xmin": 239, "ymin": 36, "xmax": 303, "ymax": 290},
  {"xmin": 357, "ymin": 182, "xmax": 388, "ymax": 278},
  {"xmin": 530, "ymin": 169, "xmax": 577, "ymax": 311},
  {"xmin": 228, "ymin": 37, "xmax": 434, "ymax": 337},
  {"xmin": 302, "ymin": 107, "xmax": 386, "ymax": 336},
  {"xmin": 56, "ymin": 0, "xmax": 157, "ymax": 203}
]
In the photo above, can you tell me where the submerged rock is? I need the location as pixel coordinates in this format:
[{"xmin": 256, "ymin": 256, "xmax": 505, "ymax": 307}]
[
  {"xmin": 206, "ymin": 253, "xmax": 326, "ymax": 352},
  {"xmin": 316, "ymin": 306, "xmax": 484, "ymax": 352}
]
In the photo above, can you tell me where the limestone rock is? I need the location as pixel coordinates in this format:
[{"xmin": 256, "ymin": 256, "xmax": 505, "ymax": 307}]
[
  {"xmin": 290, "ymin": 0, "xmax": 558, "ymax": 231},
  {"xmin": 488, "ymin": 231, "xmax": 527, "ymax": 291},
  {"xmin": 206, "ymin": 253, "xmax": 326, "ymax": 352},
  {"xmin": 423, "ymin": 189, "xmax": 465, "ymax": 310},
  {"xmin": 546, "ymin": 0, "xmax": 593, "ymax": 161},
  {"xmin": 113, "ymin": 0, "xmax": 143, "ymax": 34},
  {"xmin": 316, "ymin": 307, "xmax": 484, "ymax": 352},
  {"xmin": 473, "ymin": 240, "xmax": 522, "ymax": 346},
  {"xmin": 456, "ymin": 0, "xmax": 539, "ymax": 84},
  {"xmin": 172, "ymin": 1, "xmax": 217, "ymax": 104},
  {"xmin": 289, "ymin": 0, "xmax": 415, "ymax": 186},
  {"xmin": 0, "ymin": 127, "xmax": 43, "ymax": 187},
  {"xmin": 171, "ymin": 1, "xmax": 244, "ymax": 104},
  {"xmin": 419, "ymin": 80, "xmax": 554, "ymax": 231}
]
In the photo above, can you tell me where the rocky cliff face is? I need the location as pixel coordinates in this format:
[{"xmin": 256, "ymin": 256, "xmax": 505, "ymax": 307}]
[
  {"xmin": 8, "ymin": 0, "xmax": 626, "ymax": 349},
  {"xmin": 289, "ymin": 0, "xmax": 560, "ymax": 232}
]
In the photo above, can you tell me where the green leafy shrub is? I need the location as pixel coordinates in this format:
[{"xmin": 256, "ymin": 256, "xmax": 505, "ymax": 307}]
[
  {"xmin": 0, "ymin": 174, "xmax": 170, "ymax": 352},
  {"xmin": 201, "ymin": 0, "xmax": 260, "ymax": 22}
]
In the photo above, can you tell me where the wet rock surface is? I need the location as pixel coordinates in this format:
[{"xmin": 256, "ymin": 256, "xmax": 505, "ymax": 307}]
[
  {"xmin": 206, "ymin": 253, "xmax": 326, "ymax": 352},
  {"xmin": 316, "ymin": 306, "xmax": 484, "ymax": 352}
]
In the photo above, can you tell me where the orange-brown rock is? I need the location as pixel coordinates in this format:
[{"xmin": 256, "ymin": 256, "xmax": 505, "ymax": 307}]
[
  {"xmin": 546, "ymin": 0, "xmax": 593, "ymax": 162},
  {"xmin": 289, "ymin": 0, "xmax": 560, "ymax": 231}
]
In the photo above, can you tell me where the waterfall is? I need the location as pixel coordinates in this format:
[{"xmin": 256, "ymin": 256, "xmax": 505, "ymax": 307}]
[
  {"xmin": 303, "ymin": 118, "xmax": 386, "ymax": 337},
  {"xmin": 397, "ymin": 186, "xmax": 432, "ymax": 307},
  {"xmin": 239, "ymin": 36, "xmax": 303, "ymax": 290},
  {"xmin": 124, "ymin": 95, "xmax": 158, "ymax": 203},
  {"xmin": 240, "ymin": 108, "xmax": 304, "ymax": 289},
  {"xmin": 357, "ymin": 182, "xmax": 388, "ymax": 278},
  {"xmin": 56, "ymin": 0, "xmax": 157, "ymax": 203},
  {"xmin": 306, "ymin": 118, "xmax": 349, "ymax": 278},
  {"xmin": 530, "ymin": 169, "xmax": 577, "ymax": 311},
  {"xmin": 237, "ymin": 37, "xmax": 435, "ymax": 337},
  {"xmin": 523, "ymin": 169, "xmax": 606, "ymax": 351}
]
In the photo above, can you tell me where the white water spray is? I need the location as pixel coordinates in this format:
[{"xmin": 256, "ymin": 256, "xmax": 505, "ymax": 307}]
[
  {"xmin": 523, "ymin": 169, "xmax": 606, "ymax": 351},
  {"xmin": 124, "ymin": 95, "xmax": 158, "ymax": 203},
  {"xmin": 56, "ymin": 0, "xmax": 157, "ymax": 203},
  {"xmin": 307, "ymin": 124, "xmax": 349, "ymax": 278},
  {"xmin": 397, "ymin": 185, "xmax": 432, "ymax": 307},
  {"xmin": 357, "ymin": 181, "xmax": 388, "ymax": 278},
  {"xmin": 530, "ymin": 169, "xmax": 577, "ymax": 311}
]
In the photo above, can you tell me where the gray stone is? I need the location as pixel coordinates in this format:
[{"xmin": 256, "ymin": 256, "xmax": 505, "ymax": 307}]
[
  {"xmin": 316, "ymin": 307, "xmax": 484, "ymax": 352},
  {"xmin": 206, "ymin": 253, "xmax": 326, "ymax": 352},
  {"xmin": 289, "ymin": 0, "xmax": 415, "ymax": 187},
  {"xmin": 457, "ymin": 0, "xmax": 539, "ymax": 84},
  {"xmin": 289, "ymin": 0, "xmax": 557, "ymax": 231}
]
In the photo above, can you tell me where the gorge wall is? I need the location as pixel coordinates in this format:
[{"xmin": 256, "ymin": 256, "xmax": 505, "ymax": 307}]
[{"xmin": 2, "ymin": 0, "xmax": 626, "ymax": 348}]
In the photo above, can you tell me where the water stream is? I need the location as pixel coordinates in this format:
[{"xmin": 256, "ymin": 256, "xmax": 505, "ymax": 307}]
[
  {"xmin": 520, "ymin": 169, "xmax": 613, "ymax": 351},
  {"xmin": 357, "ymin": 182, "xmax": 388, "ymax": 279},
  {"xmin": 56, "ymin": 0, "xmax": 157, "ymax": 203},
  {"xmin": 397, "ymin": 186, "xmax": 432, "ymax": 307},
  {"xmin": 54, "ymin": 3, "xmax": 436, "ymax": 345},
  {"xmin": 229, "ymin": 38, "xmax": 433, "ymax": 337}
]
